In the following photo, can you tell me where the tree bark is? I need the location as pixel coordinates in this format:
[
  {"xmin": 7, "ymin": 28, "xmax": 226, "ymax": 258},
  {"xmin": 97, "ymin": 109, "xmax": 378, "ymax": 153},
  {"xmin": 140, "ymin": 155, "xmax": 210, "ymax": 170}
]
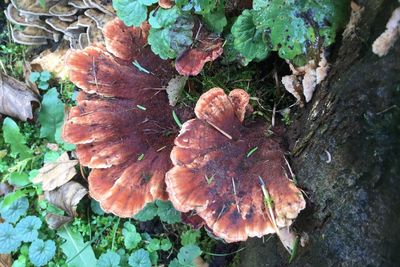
[{"xmin": 239, "ymin": 1, "xmax": 400, "ymax": 266}]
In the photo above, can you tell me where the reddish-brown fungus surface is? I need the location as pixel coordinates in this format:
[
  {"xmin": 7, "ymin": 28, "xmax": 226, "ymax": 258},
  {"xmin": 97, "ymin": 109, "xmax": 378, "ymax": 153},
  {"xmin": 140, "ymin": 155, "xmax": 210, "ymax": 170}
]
[
  {"xmin": 62, "ymin": 18, "xmax": 177, "ymax": 217},
  {"xmin": 166, "ymin": 88, "xmax": 306, "ymax": 242},
  {"xmin": 175, "ymin": 28, "xmax": 223, "ymax": 76}
]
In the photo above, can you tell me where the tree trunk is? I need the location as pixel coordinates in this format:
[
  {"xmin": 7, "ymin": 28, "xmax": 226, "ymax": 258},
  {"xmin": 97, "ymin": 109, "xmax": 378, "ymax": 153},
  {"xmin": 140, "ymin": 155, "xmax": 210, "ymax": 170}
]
[{"xmin": 238, "ymin": 1, "xmax": 400, "ymax": 266}]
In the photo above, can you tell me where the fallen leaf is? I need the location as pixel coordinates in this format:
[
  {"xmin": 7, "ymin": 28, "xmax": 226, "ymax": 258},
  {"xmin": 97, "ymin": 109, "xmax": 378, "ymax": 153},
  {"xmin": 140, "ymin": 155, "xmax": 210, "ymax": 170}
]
[
  {"xmin": 0, "ymin": 183, "xmax": 13, "ymax": 197},
  {"xmin": 33, "ymin": 152, "xmax": 78, "ymax": 191},
  {"xmin": 0, "ymin": 72, "xmax": 39, "ymax": 121},
  {"xmin": 0, "ymin": 253, "xmax": 12, "ymax": 267},
  {"xmin": 45, "ymin": 181, "xmax": 87, "ymax": 229},
  {"xmin": 166, "ymin": 76, "xmax": 188, "ymax": 106},
  {"xmin": 30, "ymin": 41, "xmax": 70, "ymax": 79}
]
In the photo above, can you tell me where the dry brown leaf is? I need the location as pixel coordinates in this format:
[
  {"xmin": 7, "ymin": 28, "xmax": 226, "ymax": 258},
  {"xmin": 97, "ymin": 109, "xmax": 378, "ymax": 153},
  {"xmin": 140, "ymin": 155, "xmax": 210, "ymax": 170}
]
[
  {"xmin": 193, "ymin": 257, "xmax": 209, "ymax": 267},
  {"xmin": 33, "ymin": 152, "xmax": 78, "ymax": 191},
  {"xmin": 0, "ymin": 72, "xmax": 39, "ymax": 121},
  {"xmin": 0, "ymin": 253, "xmax": 12, "ymax": 267},
  {"xmin": 30, "ymin": 41, "xmax": 70, "ymax": 79},
  {"xmin": 44, "ymin": 181, "xmax": 87, "ymax": 229}
]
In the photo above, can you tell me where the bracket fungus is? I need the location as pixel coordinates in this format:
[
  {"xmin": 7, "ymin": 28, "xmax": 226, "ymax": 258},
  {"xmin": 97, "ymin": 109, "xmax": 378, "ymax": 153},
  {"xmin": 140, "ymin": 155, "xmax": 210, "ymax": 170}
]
[
  {"xmin": 62, "ymin": 18, "xmax": 177, "ymax": 217},
  {"xmin": 166, "ymin": 88, "xmax": 305, "ymax": 242},
  {"xmin": 4, "ymin": 0, "xmax": 114, "ymax": 48}
]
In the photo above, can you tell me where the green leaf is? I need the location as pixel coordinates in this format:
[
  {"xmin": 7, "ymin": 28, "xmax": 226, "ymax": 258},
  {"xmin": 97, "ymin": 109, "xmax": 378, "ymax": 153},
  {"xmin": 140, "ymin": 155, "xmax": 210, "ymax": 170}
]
[
  {"xmin": 39, "ymin": 71, "xmax": 51, "ymax": 82},
  {"xmin": 113, "ymin": 0, "xmax": 148, "ymax": 27},
  {"xmin": 97, "ymin": 250, "xmax": 121, "ymax": 267},
  {"xmin": 2, "ymin": 117, "xmax": 32, "ymax": 159},
  {"xmin": 16, "ymin": 216, "xmax": 42, "ymax": 242},
  {"xmin": 202, "ymin": 2, "xmax": 227, "ymax": 33},
  {"xmin": 160, "ymin": 238, "xmax": 172, "ymax": 251},
  {"xmin": 28, "ymin": 239, "xmax": 56, "ymax": 267},
  {"xmin": 169, "ymin": 258, "xmax": 184, "ymax": 267},
  {"xmin": 146, "ymin": 238, "xmax": 160, "ymax": 252},
  {"xmin": 134, "ymin": 201, "xmax": 158, "ymax": 221},
  {"xmin": 0, "ymin": 223, "xmax": 21, "ymax": 253},
  {"xmin": 29, "ymin": 72, "xmax": 40, "ymax": 83},
  {"xmin": 91, "ymin": 199, "xmax": 105, "ymax": 215},
  {"xmin": 181, "ymin": 230, "xmax": 201, "ymax": 246},
  {"xmin": 139, "ymin": 0, "xmax": 158, "ymax": 6},
  {"xmin": 57, "ymin": 225, "xmax": 97, "ymax": 267},
  {"xmin": 0, "ymin": 197, "xmax": 29, "ymax": 223},
  {"xmin": 149, "ymin": 6, "xmax": 180, "ymax": 29},
  {"xmin": 177, "ymin": 245, "xmax": 202, "ymax": 266},
  {"xmin": 156, "ymin": 200, "xmax": 181, "ymax": 224},
  {"xmin": 148, "ymin": 15, "xmax": 194, "ymax": 60},
  {"xmin": 8, "ymin": 172, "xmax": 30, "ymax": 186},
  {"xmin": 231, "ymin": 10, "xmax": 269, "ymax": 64},
  {"xmin": 184, "ymin": 0, "xmax": 217, "ymax": 15},
  {"xmin": 122, "ymin": 222, "xmax": 142, "ymax": 250},
  {"xmin": 38, "ymin": 82, "xmax": 49, "ymax": 90},
  {"xmin": 39, "ymin": 88, "xmax": 65, "ymax": 142},
  {"xmin": 128, "ymin": 249, "xmax": 151, "ymax": 267}
]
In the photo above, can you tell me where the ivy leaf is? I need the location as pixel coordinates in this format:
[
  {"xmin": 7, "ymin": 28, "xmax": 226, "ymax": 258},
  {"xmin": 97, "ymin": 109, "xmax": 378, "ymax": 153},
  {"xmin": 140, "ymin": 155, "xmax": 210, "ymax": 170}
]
[
  {"xmin": 28, "ymin": 239, "xmax": 56, "ymax": 267},
  {"xmin": 39, "ymin": 88, "xmax": 65, "ymax": 142},
  {"xmin": 122, "ymin": 222, "xmax": 142, "ymax": 250},
  {"xmin": 156, "ymin": 200, "xmax": 181, "ymax": 224},
  {"xmin": 16, "ymin": 216, "xmax": 42, "ymax": 242},
  {"xmin": 2, "ymin": 117, "xmax": 32, "ymax": 159},
  {"xmin": 0, "ymin": 197, "xmax": 29, "ymax": 223},
  {"xmin": 177, "ymin": 245, "xmax": 202, "ymax": 266},
  {"xmin": 128, "ymin": 249, "xmax": 151, "ymax": 267},
  {"xmin": 181, "ymin": 230, "xmax": 201, "ymax": 246},
  {"xmin": 0, "ymin": 223, "xmax": 21, "ymax": 253},
  {"xmin": 97, "ymin": 250, "xmax": 121, "ymax": 267},
  {"xmin": 231, "ymin": 10, "xmax": 269, "ymax": 64},
  {"xmin": 57, "ymin": 225, "xmax": 97, "ymax": 266},
  {"xmin": 113, "ymin": 0, "xmax": 148, "ymax": 27},
  {"xmin": 134, "ymin": 202, "xmax": 158, "ymax": 221}
]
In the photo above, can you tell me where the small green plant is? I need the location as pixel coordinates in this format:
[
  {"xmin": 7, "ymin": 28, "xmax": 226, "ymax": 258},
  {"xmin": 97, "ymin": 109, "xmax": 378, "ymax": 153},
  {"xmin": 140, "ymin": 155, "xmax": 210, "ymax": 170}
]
[
  {"xmin": 230, "ymin": 0, "xmax": 350, "ymax": 65},
  {"xmin": 29, "ymin": 71, "xmax": 52, "ymax": 90}
]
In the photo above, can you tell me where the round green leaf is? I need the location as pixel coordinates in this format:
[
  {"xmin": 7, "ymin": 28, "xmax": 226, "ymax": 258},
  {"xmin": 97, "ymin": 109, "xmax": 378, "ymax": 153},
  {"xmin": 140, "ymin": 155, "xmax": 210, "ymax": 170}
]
[
  {"xmin": 113, "ymin": 0, "xmax": 148, "ymax": 27},
  {"xmin": 231, "ymin": 10, "xmax": 269, "ymax": 64},
  {"xmin": 0, "ymin": 222, "xmax": 21, "ymax": 253},
  {"xmin": 97, "ymin": 250, "xmax": 121, "ymax": 267},
  {"xmin": 122, "ymin": 222, "xmax": 142, "ymax": 250},
  {"xmin": 148, "ymin": 6, "xmax": 180, "ymax": 29},
  {"xmin": 29, "ymin": 239, "xmax": 56, "ymax": 267},
  {"xmin": 16, "ymin": 216, "xmax": 42, "ymax": 242},
  {"xmin": 128, "ymin": 249, "xmax": 151, "ymax": 267},
  {"xmin": 0, "ymin": 197, "xmax": 29, "ymax": 223},
  {"xmin": 177, "ymin": 245, "xmax": 202, "ymax": 266},
  {"xmin": 139, "ymin": 0, "xmax": 158, "ymax": 6},
  {"xmin": 134, "ymin": 202, "xmax": 157, "ymax": 221},
  {"xmin": 156, "ymin": 200, "xmax": 181, "ymax": 224}
]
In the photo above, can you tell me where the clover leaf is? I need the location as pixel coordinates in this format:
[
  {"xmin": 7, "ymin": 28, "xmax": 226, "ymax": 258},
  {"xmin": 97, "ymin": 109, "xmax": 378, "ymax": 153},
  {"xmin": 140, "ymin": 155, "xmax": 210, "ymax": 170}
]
[
  {"xmin": 16, "ymin": 216, "xmax": 42, "ymax": 242},
  {"xmin": 97, "ymin": 250, "xmax": 121, "ymax": 267},
  {"xmin": 28, "ymin": 239, "xmax": 56, "ymax": 267},
  {"xmin": 128, "ymin": 249, "xmax": 151, "ymax": 267},
  {"xmin": 0, "ymin": 222, "xmax": 21, "ymax": 253},
  {"xmin": 0, "ymin": 197, "xmax": 29, "ymax": 223}
]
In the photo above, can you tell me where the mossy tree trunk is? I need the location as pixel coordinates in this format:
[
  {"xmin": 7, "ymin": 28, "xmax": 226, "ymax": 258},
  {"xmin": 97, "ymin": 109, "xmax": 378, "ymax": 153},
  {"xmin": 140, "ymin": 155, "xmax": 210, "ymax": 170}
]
[{"xmin": 238, "ymin": 1, "xmax": 400, "ymax": 266}]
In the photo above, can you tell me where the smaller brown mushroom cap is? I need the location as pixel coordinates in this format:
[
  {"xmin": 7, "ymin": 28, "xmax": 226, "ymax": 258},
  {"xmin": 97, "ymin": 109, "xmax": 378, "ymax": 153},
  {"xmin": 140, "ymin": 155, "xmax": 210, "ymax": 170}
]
[
  {"xmin": 49, "ymin": 2, "xmax": 78, "ymax": 16},
  {"xmin": 11, "ymin": 27, "xmax": 48, "ymax": 45},
  {"xmin": 175, "ymin": 30, "xmax": 223, "ymax": 76},
  {"xmin": 166, "ymin": 88, "xmax": 306, "ymax": 242}
]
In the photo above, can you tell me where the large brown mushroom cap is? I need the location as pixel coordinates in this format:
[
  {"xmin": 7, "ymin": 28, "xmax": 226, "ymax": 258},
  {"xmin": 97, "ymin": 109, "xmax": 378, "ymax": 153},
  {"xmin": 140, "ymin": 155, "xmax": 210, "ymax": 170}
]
[
  {"xmin": 62, "ymin": 18, "xmax": 177, "ymax": 217},
  {"xmin": 166, "ymin": 88, "xmax": 305, "ymax": 242}
]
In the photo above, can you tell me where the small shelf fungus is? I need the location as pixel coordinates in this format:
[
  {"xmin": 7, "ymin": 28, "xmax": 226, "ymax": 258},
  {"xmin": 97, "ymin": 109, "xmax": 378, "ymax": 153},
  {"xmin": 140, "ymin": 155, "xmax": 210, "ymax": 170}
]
[
  {"xmin": 166, "ymin": 88, "xmax": 306, "ymax": 242},
  {"xmin": 62, "ymin": 18, "xmax": 177, "ymax": 217}
]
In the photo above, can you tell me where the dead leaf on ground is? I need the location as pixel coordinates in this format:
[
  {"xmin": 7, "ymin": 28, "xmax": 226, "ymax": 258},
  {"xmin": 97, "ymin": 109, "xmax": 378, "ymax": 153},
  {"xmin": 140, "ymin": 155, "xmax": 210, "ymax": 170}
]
[
  {"xmin": 0, "ymin": 253, "xmax": 12, "ymax": 267},
  {"xmin": 0, "ymin": 183, "xmax": 13, "ymax": 197},
  {"xmin": 30, "ymin": 41, "xmax": 70, "ymax": 80},
  {"xmin": 0, "ymin": 72, "xmax": 39, "ymax": 121},
  {"xmin": 45, "ymin": 181, "xmax": 87, "ymax": 229},
  {"xmin": 33, "ymin": 152, "xmax": 78, "ymax": 191},
  {"xmin": 166, "ymin": 76, "xmax": 188, "ymax": 106}
]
